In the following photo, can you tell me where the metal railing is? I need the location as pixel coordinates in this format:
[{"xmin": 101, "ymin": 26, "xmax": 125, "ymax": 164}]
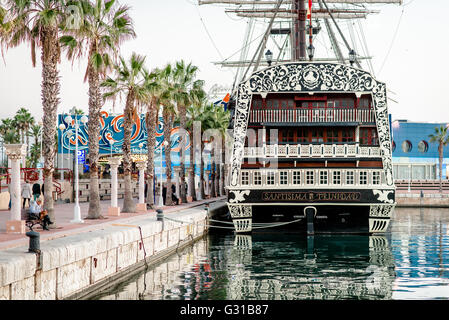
[
  {"xmin": 249, "ymin": 108, "xmax": 375, "ymax": 123},
  {"xmin": 244, "ymin": 143, "xmax": 381, "ymax": 159}
]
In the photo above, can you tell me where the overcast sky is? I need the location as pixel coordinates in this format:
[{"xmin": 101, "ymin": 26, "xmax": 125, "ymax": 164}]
[{"xmin": 0, "ymin": 0, "xmax": 448, "ymax": 124}]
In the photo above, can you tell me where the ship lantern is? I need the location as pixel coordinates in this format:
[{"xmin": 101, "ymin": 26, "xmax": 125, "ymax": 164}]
[
  {"xmin": 265, "ymin": 49, "xmax": 273, "ymax": 67},
  {"xmin": 349, "ymin": 49, "xmax": 356, "ymax": 66},
  {"xmin": 307, "ymin": 44, "xmax": 315, "ymax": 61}
]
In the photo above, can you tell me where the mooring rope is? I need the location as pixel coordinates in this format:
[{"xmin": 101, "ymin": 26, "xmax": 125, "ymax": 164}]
[{"xmin": 163, "ymin": 216, "xmax": 304, "ymax": 231}]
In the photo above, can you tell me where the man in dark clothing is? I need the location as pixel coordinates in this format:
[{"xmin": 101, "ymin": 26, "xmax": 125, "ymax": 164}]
[
  {"xmin": 32, "ymin": 183, "xmax": 41, "ymax": 201},
  {"xmin": 171, "ymin": 184, "xmax": 179, "ymax": 205},
  {"xmin": 162, "ymin": 185, "xmax": 167, "ymax": 205}
]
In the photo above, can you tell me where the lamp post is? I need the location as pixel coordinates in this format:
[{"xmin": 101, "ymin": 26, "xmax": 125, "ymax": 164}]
[
  {"xmin": 58, "ymin": 123, "xmax": 66, "ymax": 182},
  {"xmin": 158, "ymin": 141, "xmax": 168, "ymax": 207},
  {"xmin": 139, "ymin": 142, "xmax": 144, "ymax": 153},
  {"xmin": 265, "ymin": 49, "xmax": 273, "ymax": 67},
  {"xmin": 307, "ymin": 44, "xmax": 315, "ymax": 61},
  {"xmin": 64, "ymin": 114, "xmax": 89, "ymax": 224},
  {"xmin": 349, "ymin": 49, "xmax": 356, "ymax": 67},
  {"xmin": 38, "ymin": 122, "xmax": 43, "ymax": 183}
]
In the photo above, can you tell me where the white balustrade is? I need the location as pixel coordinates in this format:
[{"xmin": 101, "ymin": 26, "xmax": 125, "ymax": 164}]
[
  {"xmin": 335, "ymin": 145, "xmax": 346, "ymax": 157},
  {"xmin": 323, "ymin": 145, "xmax": 333, "ymax": 157},
  {"xmin": 244, "ymin": 144, "xmax": 381, "ymax": 159},
  {"xmin": 249, "ymin": 108, "xmax": 375, "ymax": 123},
  {"xmin": 312, "ymin": 145, "xmax": 322, "ymax": 157}
]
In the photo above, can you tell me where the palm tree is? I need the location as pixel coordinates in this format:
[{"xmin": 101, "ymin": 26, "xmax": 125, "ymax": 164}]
[
  {"xmin": 201, "ymin": 104, "xmax": 217, "ymax": 198},
  {"xmin": 200, "ymin": 103, "xmax": 231, "ymax": 198},
  {"xmin": 102, "ymin": 53, "xmax": 148, "ymax": 213},
  {"xmin": 2, "ymin": 0, "xmax": 68, "ymax": 223},
  {"xmin": 142, "ymin": 67, "xmax": 171, "ymax": 209},
  {"xmin": 429, "ymin": 126, "xmax": 449, "ymax": 192},
  {"xmin": 14, "ymin": 108, "xmax": 35, "ymax": 156},
  {"xmin": 204, "ymin": 103, "xmax": 231, "ymax": 196},
  {"xmin": 29, "ymin": 143, "xmax": 41, "ymax": 168},
  {"xmin": 1, "ymin": 129, "xmax": 20, "ymax": 145},
  {"xmin": 171, "ymin": 61, "xmax": 205, "ymax": 204},
  {"xmin": 186, "ymin": 95, "xmax": 208, "ymax": 201},
  {"xmin": 29, "ymin": 123, "xmax": 42, "ymax": 169},
  {"xmin": 61, "ymin": 0, "xmax": 135, "ymax": 219},
  {"xmin": 0, "ymin": 5, "xmax": 9, "ymax": 57},
  {"xmin": 0, "ymin": 118, "xmax": 15, "ymax": 137}
]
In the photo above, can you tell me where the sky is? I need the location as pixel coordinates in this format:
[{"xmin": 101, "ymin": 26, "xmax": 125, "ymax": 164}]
[{"xmin": 0, "ymin": 0, "xmax": 448, "ymax": 124}]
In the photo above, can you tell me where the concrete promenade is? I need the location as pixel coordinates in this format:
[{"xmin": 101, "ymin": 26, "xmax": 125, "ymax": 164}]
[{"xmin": 0, "ymin": 197, "xmax": 226, "ymax": 251}]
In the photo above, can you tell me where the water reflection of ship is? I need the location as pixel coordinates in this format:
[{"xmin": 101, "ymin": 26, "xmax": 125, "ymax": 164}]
[{"xmin": 228, "ymin": 234, "xmax": 396, "ymax": 300}]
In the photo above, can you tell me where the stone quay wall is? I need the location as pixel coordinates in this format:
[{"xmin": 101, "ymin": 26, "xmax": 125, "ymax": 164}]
[
  {"xmin": 396, "ymin": 193, "xmax": 449, "ymax": 208},
  {"xmin": 0, "ymin": 209, "xmax": 208, "ymax": 300}
]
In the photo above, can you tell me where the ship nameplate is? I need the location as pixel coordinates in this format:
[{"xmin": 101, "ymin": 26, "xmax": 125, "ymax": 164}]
[{"xmin": 261, "ymin": 191, "xmax": 362, "ymax": 202}]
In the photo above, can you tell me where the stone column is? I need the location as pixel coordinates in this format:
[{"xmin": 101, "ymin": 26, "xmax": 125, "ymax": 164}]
[
  {"xmin": 174, "ymin": 167, "xmax": 181, "ymax": 203},
  {"xmin": 108, "ymin": 157, "xmax": 122, "ymax": 217},
  {"xmin": 219, "ymin": 163, "xmax": 224, "ymax": 196},
  {"xmin": 5, "ymin": 144, "xmax": 27, "ymax": 234},
  {"xmin": 205, "ymin": 170, "xmax": 211, "ymax": 198},
  {"xmin": 187, "ymin": 168, "xmax": 194, "ymax": 202},
  {"xmin": 136, "ymin": 161, "xmax": 147, "ymax": 212}
]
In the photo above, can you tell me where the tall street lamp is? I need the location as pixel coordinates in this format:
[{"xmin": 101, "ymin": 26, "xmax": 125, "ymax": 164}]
[
  {"xmin": 307, "ymin": 44, "xmax": 315, "ymax": 61},
  {"xmin": 38, "ymin": 122, "xmax": 44, "ymax": 183},
  {"xmin": 58, "ymin": 123, "xmax": 67, "ymax": 181},
  {"xmin": 64, "ymin": 114, "xmax": 89, "ymax": 224},
  {"xmin": 158, "ymin": 140, "xmax": 168, "ymax": 207},
  {"xmin": 349, "ymin": 49, "xmax": 356, "ymax": 67},
  {"xmin": 265, "ymin": 49, "xmax": 273, "ymax": 67}
]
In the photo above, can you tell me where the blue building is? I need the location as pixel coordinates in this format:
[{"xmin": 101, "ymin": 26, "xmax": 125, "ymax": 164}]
[{"xmin": 392, "ymin": 120, "xmax": 449, "ymax": 180}]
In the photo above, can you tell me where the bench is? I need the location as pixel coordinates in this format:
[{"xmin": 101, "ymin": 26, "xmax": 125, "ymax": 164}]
[{"xmin": 25, "ymin": 211, "xmax": 52, "ymax": 231}]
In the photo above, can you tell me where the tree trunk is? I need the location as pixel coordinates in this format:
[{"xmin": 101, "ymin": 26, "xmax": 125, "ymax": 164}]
[
  {"xmin": 164, "ymin": 111, "xmax": 174, "ymax": 206},
  {"xmin": 41, "ymin": 26, "xmax": 60, "ymax": 226},
  {"xmin": 26, "ymin": 130, "xmax": 30, "ymax": 160},
  {"xmin": 178, "ymin": 105, "xmax": 188, "ymax": 204},
  {"xmin": 210, "ymin": 146, "xmax": 216, "ymax": 198},
  {"xmin": 200, "ymin": 140, "xmax": 205, "ymax": 199},
  {"xmin": 439, "ymin": 143, "xmax": 443, "ymax": 193},
  {"xmin": 122, "ymin": 92, "xmax": 136, "ymax": 213},
  {"xmin": 221, "ymin": 141, "xmax": 226, "ymax": 196},
  {"xmin": 188, "ymin": 123, "xmax": 197, "ymax": 201},
  {"xmin": 87, "ymin": 50, "xmax": 103, "ymax": 219},
  {"xmin": 145, "ymin": 102, "xmax": 157, "ymax": 209}
]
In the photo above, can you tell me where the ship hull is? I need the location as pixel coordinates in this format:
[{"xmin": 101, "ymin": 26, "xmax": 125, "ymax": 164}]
[{"xmin": 227, "ymin": 188, "xmax": 395, "ymax": 234}]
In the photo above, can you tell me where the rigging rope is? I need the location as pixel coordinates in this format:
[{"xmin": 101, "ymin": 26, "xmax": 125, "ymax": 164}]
[{"xmin": 377, "ymin": 6, "xmax": 404, "ymax": 76}]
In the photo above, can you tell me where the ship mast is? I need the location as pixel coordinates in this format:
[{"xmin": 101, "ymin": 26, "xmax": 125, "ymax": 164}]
[
  {"xmin": 198, "ymin": 0, "xmax": 402, "ymax": 78},
  {"xmin": 293, "ymin": 0, "xmax": 307, "ymax": 61}
]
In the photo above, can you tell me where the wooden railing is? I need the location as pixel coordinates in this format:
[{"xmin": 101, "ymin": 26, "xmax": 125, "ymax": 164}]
[
  {"xmin": 249, "ymin": 108, "xmax": 375, "ymax": 123},
  {"xmin": 244, "ymin": 143, "xmax": 381, "ymax": 159}
]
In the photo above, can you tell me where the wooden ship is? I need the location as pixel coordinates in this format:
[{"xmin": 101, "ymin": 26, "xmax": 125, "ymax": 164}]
[{"xmin": 199, "ymin": 0, "xmax": 401, "ymax": 234}]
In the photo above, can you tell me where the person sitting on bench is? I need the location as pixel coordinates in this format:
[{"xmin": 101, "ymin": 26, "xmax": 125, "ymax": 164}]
[{"xmin": 29, "ymin": 200, "xmax": 53, "ymax": 231}]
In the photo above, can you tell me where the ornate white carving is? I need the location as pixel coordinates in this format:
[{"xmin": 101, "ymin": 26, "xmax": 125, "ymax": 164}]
[
  {"xmin": 230, "ymin": 62, "xmax": 394, "ymax": 188},
  {"xmin": 5, "ymin": 144, "xmax": 27, "ymax": 160},
  {"xmin": 228, "ymin": 204, "xmax": 253, "ymax": 218},
  {"xmin": 373, "ymin": 190, "xmax": 394, "ymax": 204},
  {"xmin": 108, "ymin": 157, "xmax": 122, "ymax": 168},
  {"xmin": 229, "ymin": 190, "xmax": 251, "ymax": 204},
  {"xmin": 369, "ymin": 205, "xmax": 395, "ymax": 218},
  {"xmin": 135, "ymin": 161, "xmax": 147, "ymax": 171},
  {"xmin": 369, "ymin": 218, "xmax": 391, "ymax": 233},
  {"xmin": 233, "ymin": 219, "xmax": 253, "ymax": 233}
]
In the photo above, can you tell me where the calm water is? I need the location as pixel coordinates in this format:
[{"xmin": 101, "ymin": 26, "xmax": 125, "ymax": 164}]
[{"xmin": 88, "ymin": 208, "xmax": 449, "ymax": 300}]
